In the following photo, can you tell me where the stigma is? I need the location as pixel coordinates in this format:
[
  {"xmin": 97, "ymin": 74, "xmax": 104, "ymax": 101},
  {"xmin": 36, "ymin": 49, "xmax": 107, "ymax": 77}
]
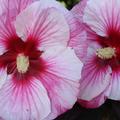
[
  {"xmin": 16, "ymin": 54, "xmax": 29, "ymax": 73},
  {"xmin": 96, "ymin": 47, "xmax": 115, "ymax": 59}
]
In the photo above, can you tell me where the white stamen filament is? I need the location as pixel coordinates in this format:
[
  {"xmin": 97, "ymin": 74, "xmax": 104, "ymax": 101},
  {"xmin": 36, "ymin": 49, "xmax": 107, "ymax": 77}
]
[
  {"xmin": 96, "ymin": 47, "xmax": 115, "ymax": 59},
  {"xmin": 16, "ymin": 54, "xmax": 29, "ymax": 73}
]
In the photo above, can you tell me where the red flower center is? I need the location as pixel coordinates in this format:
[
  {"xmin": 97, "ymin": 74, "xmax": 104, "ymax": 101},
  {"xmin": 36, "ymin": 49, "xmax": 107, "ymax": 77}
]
[
  {"xmin": 97, "ymin": 29, "xmax": 120, "ymax": 70},
  {"xmin": 0, "ymin": 36, "xmax": 45, "ymax": 81}
]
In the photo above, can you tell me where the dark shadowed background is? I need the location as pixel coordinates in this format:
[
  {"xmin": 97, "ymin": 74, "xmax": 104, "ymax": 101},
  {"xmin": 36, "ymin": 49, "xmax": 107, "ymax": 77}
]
[
  {"xmin": 55, "ymin": 0, "xmax": 120, "ymax": 120},
  {"xmin": 55, "ymin": 100, "xmax": 120, "ymax": 120},
  {"xmin": 57, "ymin": 0, "xmax": 79, "ymax": 9}
]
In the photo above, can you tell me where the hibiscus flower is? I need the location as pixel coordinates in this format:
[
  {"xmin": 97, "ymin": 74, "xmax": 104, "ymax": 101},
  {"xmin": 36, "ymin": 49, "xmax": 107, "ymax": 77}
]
[
  {"xmin": 0, "ymin": 0, "xmax": 83, "ymax": 119},
  {"xmin": 72, "ymin": 0, "xmax": 120, "ymax": 108}
]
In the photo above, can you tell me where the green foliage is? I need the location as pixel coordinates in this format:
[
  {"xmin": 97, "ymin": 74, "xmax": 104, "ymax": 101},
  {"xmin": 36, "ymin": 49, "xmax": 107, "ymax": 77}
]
[{"xmin": 57, "ymin": 0, "xmax": 80, "ymax": 9}]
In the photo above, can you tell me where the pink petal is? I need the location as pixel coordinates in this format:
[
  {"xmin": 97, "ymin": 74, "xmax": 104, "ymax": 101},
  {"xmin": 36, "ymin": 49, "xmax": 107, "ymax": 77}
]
[
  {"xmin": 83, "ymin": 0, "xmax": 120, "ymax": 36},
  {"xmin": 0, "ymin": 0, "xmax": 36, "ymax": 55},
  {"xmin": 78, "ymin": 45, "xmax": 112, "ymax": 101},
  {"xmin": 43, "ymin": 77, "xmax": 79, "ymax": 120},
  {"xmin": 109, "ymin": 71, "xmax": 120, "ymax": 100},
  {"xmin": 72, "ymin": 2, "xmax": 98, "ymax": 44},
  {"xmin": 40, "ymin": 46, "xmax": 83, "ymax": 119},
  {"xmin": 0, "ymin": 77, "xmax": 51, "ymax": 120},
  {"xmin": 62, "ymin": 3, "xmax": 87, "ymax": 56},
  {"xmin": 68, "ymin": 21, "xmax": 88, "ymax": 61},
  {"xmin": 71, "ymin": 0, "xmax": 98, "ymax": 62},
  {"xmin": 78, "ymin": 83, "xmax": 111, "ymax": 108},
  {"xmin": 16, "ymin": 0, "xmax": 73, "ymax": 30},
  {"xmin": 0, "ymin": 17, "xmax": 16, "ymax": 55},
  {"xmin": 30, "ymin": 0, "xmax": 68, "ymax": 14},
  {"xmin": 0, "ymin": 0, "xmax": 36, "ymax": 22},
  {"xmin": 72, "ymin": 0, "xmax": 88, "ymax": 22},
  {"xmin": 42, "ymin": 46, "xmax": 83, "ymax": 81},
  {"xmin": 14, "ymin": 1, "xmax": 69, "ymax": 49}
]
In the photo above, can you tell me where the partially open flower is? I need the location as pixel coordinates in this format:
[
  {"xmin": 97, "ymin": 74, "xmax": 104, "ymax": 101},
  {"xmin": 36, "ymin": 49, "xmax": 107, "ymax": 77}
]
[
  {"xmin": 0, "ymin": 0, "xmax": 83, "ymax": 119},
  {"xmin": 72, "ymin": 0, "xmax": 120, "ymax": 108}
]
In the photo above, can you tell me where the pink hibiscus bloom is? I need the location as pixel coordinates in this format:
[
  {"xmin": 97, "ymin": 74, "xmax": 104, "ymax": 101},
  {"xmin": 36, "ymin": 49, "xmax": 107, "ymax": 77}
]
[
  {"xmin": 0, "ymin": 0, "xmax": 83, "ymax": 119},
  {"xmin": 72, "ymin": 0, "xmax": 120, "ymax": 108}
]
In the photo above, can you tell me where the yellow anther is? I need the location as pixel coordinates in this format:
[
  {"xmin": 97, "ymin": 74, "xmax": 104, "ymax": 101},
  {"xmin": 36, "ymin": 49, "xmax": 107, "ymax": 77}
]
[
  {"xmin": 96, "ymin": 47, "xmax": 115, "ymax": 59},
  {"xmin": 16, "ymin": 54, "xmax": 29, "ymax": 73}
]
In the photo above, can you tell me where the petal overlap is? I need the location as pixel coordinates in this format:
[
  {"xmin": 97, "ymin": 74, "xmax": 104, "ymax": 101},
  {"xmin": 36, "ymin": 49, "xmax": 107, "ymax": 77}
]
[{"xmin": 40, "ymin": 46, "xmax": 82, "ymax": 119}]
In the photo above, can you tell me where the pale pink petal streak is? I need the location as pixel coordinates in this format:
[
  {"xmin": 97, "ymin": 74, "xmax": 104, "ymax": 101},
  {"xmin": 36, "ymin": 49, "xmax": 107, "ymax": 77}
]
[{"xmin": 0, "ymin": 68, "xmax": 7, "ymax": 89}]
